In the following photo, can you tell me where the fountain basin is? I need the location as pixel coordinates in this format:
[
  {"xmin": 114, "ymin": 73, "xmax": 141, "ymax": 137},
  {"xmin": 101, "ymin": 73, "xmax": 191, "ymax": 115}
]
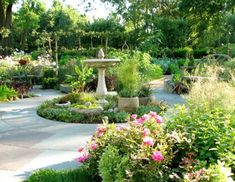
[
  {"xmin": 84, "ymin": 58, "xmax": 120, "ymax": 96},
  {"xmin": 84, "ymin": 59, "xmax": 120, "ymax": 68}
]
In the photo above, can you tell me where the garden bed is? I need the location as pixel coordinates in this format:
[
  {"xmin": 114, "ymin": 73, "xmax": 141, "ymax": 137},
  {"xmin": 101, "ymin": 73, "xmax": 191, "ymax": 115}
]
[{"xmin": 37, "ymin": 92, "xmax": 167, "ymax": 124}]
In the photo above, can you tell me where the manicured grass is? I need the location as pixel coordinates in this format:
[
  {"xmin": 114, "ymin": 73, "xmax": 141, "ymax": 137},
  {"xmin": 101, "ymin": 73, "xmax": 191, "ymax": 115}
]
[{"xmin": 25, "ymin": 167, "xmax": 100, "ymax": 182}]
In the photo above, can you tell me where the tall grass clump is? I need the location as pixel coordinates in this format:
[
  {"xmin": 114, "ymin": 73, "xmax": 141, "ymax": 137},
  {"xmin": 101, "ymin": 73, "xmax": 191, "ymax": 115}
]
[{"xmin": 186, "ymin": 66, "xmax": 235, "ymax": 112}]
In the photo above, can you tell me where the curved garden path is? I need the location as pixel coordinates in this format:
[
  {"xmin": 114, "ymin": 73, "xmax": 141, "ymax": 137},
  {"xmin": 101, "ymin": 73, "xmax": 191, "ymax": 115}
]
[
  {"xmin": 0, "ymin": 89, "xmax": 97, "ymax": 182},
  {"xmin": 0, "ymin": 80, "xmax": 184, "ymax": 181},
  {"xmin": 150, "ymin": 76, "xmax": 185, "ymax": 106}
]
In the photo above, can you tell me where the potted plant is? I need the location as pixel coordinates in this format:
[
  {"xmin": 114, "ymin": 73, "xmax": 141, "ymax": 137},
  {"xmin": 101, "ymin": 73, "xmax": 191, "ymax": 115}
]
[
  {"xmin": 138, "ymin": 85, "xmax": 155, "ymax": 105},
  {"xmin": 117, "ymin": 60, "xmax": 139, "ymax": 112}
]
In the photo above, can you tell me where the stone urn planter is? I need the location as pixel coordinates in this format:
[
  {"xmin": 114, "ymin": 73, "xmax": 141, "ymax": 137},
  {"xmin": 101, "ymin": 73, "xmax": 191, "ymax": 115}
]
[
  {"xmin": 55, "ymin": 101, "xmax": 71, "ymax": 107},
  {"xmin": 118, "ymin": 97, "xmax": 139, "ymax": 112},
  {"xmin": 60, "ymin": 84, "xmax": 72, "ymax": 93},
  {"xmin": 139, "ymin": 95, "xmax": 155, "ymax": 105}
]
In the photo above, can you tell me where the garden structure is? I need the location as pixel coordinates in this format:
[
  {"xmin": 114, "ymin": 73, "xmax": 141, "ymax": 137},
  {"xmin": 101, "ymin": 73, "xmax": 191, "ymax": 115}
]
[{"xmin": 0, "ymin": 0, "xmax": 235, "ymax": 181}]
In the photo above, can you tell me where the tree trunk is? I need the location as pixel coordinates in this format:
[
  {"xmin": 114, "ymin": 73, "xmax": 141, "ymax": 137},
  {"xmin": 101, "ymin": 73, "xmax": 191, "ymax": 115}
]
[
  {"xmin": 101, "ymin": 37, "xmax": 103, "ymax": 46},
  {"xmin": 20, "ymin": 29, "xmax": 27, "ymax": 50},
  {"xmin": 55, "ymin": 37, "xmax": 59, "ymax": 76},
  {"xmin": 48, "ymin": 37, "xmax": 52, "ymax": 53},
  {"xmin": 0, "ymin": 0, "xmax": 5, "ymax": 28},
  {"xmin": 0, "ymin": 0, "xmax": 5, "ymax": 43},
  {"xmin": 90, "ymin": 36, "xmax": 93, "ymax": 48},
  {"xmin": 105, "ymin": 37, "xmax": 108, "ymax": 53},
  {"xmin": 78, "ymin": 36, "xmax": 81, "ymax": 49},
  {"xmin": 5, "ymin": 3, "xmax": 12, "ymax": 29},
  {"xmin": 3, "ymin": 3, "xmax": 13, "ymax": 47}
]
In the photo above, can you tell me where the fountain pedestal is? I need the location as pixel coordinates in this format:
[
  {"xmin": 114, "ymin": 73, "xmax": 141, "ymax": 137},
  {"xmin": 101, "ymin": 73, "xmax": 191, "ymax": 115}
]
[
  {"xmin": 84, "ymin": 59, "xmax": 120, "ymax": 97},
  {"xmin": 96, "ymin": 68, "xmax": 107, "ymax": 96}
]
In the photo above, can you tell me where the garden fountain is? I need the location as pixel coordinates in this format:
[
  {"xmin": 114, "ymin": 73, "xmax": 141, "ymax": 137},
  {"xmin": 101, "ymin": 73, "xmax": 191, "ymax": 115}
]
[{"xmin": 84, "ymin": 49, "xmax": 120, "ymax": 105}]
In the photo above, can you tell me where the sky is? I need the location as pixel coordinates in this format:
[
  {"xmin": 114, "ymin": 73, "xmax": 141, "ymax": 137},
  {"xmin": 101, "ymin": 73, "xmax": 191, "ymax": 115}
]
[{"xmin": 14, "ymin": 0, "xmax": 114, "ymax": 21}]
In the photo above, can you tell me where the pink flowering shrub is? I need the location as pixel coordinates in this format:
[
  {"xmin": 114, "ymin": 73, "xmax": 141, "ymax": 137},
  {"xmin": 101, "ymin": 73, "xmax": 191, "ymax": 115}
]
[{"xmin": 77, "ymin": 111, "xmax": 187, "ymax": 181}]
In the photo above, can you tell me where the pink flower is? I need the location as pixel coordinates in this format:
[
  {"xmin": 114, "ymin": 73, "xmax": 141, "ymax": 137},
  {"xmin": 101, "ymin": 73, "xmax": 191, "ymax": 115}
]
[
  {"xmin": 136, "ymin": 118, "xmax": 145, "ymax": 124},
  {"xmin": 149, "ymin": 111, "xmax": 157, "ymax": 118},
  {"xmin": 152, "ymin": 151, "xmax": 164, "ymax": 162},
  {"xmin": 155, "ymin": 115, "xmax": 164, "ymax": 124},
  {"xmin": 77, "ymin": 153, "xmax": 89, "ymax": 163},
  {"xmin": 77, "ymin": 146, "xmax": 85, "ymax": 152},
  {"xmin": 143, "ymin": 136, "xmax": 155, "ymax": 146},
  {"xmin": 143, "ymin": 128, "xmax": 151, "ymax": 136},
  {"xmin": 131, "ymin": 114, "xmax": 138, "ymax": 120},
  {"xmin": 141, "ymin": 114, "xmax": 150, "ymax": 122},
  {"xmin": 89, "ymin": 141, "xmax": 98, "ymax": 150},
  {"xmin": 96, "ymin": 131, "xmax": 105, "ymax": 137},
  {"xmin": 116, "ymin": 125, "xmax": 127, "ymax": 131},
  {"xmin": 97, "ymin": 125, "xmax": 106, "ymax": 132},
  {"xmin": 96, "ymin": 125, "xmax": 107, "ymax": 137}
]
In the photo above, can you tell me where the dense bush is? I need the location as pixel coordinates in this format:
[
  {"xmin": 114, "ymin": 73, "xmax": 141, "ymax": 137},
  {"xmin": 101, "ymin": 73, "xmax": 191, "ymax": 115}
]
[
  {"xmin": 24, "ymin": 167, "xmax": 98, "ymax": 182},
  {"xmin": 166, "ymin": 105, "xmax": 235, "ymax": 173},
  {"xmin": 193, "ymin": 49, "xmax": 209, "ymax": 59},
  {"xmin": 107, "ymin": 50, "xmax": 163, "ymax": 81},
  {"xmin": 187, "ymin": 67, "xmax": 235, "ymax": 112},
  {"xmin": 0, "ymin": 85, "xmax": 18, "ymax": 102},
  {"xmin": 152, "ymin": 58, "xmax": 190, "ymax": 75},
  {"xmin": 153, "ymin": 17, "xmax": 189, "ymax": 49},
  {"xmin": 42, "ymin": 69, "xmax": 58, "ymax": 89},
  {"xmin": 37, "ymin": 100, "xmax": 85, "ymax": 123},
  {"xmin": 78, "ymin": 112, "xmax": 184, "ymax": 181},
  {"xmin": 136, "ymin": 103, "xmax": 167, "ymax": 117},
  {"xmin": 117, "ymin": 60, "xmax": 140, "ymax": 97}
]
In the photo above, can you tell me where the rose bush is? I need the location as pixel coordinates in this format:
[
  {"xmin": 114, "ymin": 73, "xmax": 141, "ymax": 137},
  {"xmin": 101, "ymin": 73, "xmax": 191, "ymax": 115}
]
[{"xmin": 76, "ymin": 111, "xmax": 189, "ymax": 181}]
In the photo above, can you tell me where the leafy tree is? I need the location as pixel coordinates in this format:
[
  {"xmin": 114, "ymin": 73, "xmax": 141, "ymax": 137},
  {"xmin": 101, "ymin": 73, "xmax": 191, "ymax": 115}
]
[
  {"xmin": 0, "ymin": 0, "xmax": 17, "ymax": 50},
  {"xmin": 179, "ymin": 0, "xmax": 235, "ymax": 47},
  {"xmin": 13, "ymin": 0, "xmax": 46, "ymax": 50}
]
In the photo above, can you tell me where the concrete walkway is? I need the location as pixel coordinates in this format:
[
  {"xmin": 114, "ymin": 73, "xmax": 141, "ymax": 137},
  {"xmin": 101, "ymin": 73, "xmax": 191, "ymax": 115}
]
[
  {"xmin": 150, "ymin": 76, "xmax": 185, "ymax": 106},
  {"xmin": 0, "ymin": 81, "xmax": 184, "ymax": 182},
  {"xmin": 0, "ymin": 89, "xmax": 97, "ymax": 182}
]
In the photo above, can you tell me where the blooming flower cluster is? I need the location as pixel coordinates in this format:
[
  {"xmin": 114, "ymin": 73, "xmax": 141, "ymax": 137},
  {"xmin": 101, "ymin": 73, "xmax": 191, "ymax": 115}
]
[
  {"xmin": 131, "ymin": 111, "xmax": 165, "ymax": 162},
  {"xmin": 77, "ymin": 146, "xmax": 88, "ymax": 163},
  {"xmin": 132, "ymin": 111, "xmax": 163, "ymax": 124},
  {"xmin": 77, "ymin": 111, "xmax": 166, "ymax": 165}
]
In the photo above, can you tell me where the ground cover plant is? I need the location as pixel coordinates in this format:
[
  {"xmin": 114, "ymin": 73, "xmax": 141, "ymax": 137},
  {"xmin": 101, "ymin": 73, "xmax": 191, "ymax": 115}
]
[
  {"xmin": 0, "ymin": 84, "xmax": 17, "ymax": 102},
  {"xmin": 37, "ymin": 92, "xmax": 165, "ymax": 124}
]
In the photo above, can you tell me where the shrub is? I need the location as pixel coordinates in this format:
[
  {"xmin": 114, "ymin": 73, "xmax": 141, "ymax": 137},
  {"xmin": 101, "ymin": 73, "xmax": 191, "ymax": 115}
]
[
  {"xmin": 193, "ymin": 49, "xmax": 208, "ymax": 59},
  {"xmin": 166, "ymin": 105, "xmax": 235, "ymax": 169},
  {"xmin": 37, "ymin": 99, "xmax": 85, "ymax": 123},
  {"xmin": 77, "ymin": 112, "xmax": 187, "ymax": 181},
  {"xmin": 173, "ymin": 47, "xmax": 193, "ymax": 58},
  {"xmin": 42, "ymin": 77, "xmax": 58, "ymax": 89},
  {"xmin": 98, "ymin": 145, "xmax": 130, "ymax": 181},
  {"xmin": 117, "ymin": 60, "xmax": 140, "ymax": 97},
  {"xmin": 65, "ymin": 64, "xmax": 93, "ymax": 92},
  {"xmin": 59, "ymin": 93, "xmax": 81, "ymax": 104},
  {"xmin": 37, "ymin": 106, "xmax": 85, "ymax": 123},
  {"xmin": 107, "ymin": 50, "xmax": 163, "ymax": 81},
  {"xmin": 103, "ymin": 111, "xmax": 130, "ymax": 123},
  {"xmin": 0, "ymin": 85, "xmax": 17, "ymax": 102},
  {"xmin": 186, "ymin": 67, "xmax": 235, "ymax": 112},
  {"xmin": 43, "ymin": 68, "xmax": 56, "ymax": 78},
  {"xmin": 152, "ymin": 57, "xmax": 189, "ymax": 75},
  {"xmin": 132, "ymin": 51, "xmax": 163, "ymax": 80},
  {"xmin": 25, "ymin": 167, "xmax": 97, "ymax": 182},
  {"xmin": 138, "ymin": 85, "xmax": 152, "ymax": 97},
  {"xmin": 136, "ymin": 103, "xmax": 168, "ymax": 116}
]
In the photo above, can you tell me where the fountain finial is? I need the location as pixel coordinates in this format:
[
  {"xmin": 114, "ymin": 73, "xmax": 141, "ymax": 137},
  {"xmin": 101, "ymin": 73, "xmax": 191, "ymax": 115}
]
[{"xmin": 97, "ymin": 48, "xmax": 105, "ymax": 59}]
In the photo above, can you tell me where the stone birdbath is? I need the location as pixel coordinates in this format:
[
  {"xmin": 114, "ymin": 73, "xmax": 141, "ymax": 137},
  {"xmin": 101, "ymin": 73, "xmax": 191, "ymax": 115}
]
[{"xmin": 84, "ymin": 49, "xmax": 120, "ymax": 105}]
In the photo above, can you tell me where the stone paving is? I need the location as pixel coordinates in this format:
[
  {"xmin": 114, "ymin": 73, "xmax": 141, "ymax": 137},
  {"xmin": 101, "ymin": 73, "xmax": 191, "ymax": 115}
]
[
  {"xmin": 0, "ymin": 81, "xmax": 184, "ymax": 182},
  {"xmin": 0, "ymin": 89, "xmax": 97, "ymax": 182}
]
